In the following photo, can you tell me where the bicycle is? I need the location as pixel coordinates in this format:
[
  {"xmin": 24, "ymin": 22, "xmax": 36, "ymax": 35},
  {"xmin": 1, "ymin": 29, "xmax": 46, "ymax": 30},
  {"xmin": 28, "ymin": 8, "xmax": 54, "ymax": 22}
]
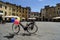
[{"xmin": 12, "ymin": 21, "xmax": 38, "ymax": 34}]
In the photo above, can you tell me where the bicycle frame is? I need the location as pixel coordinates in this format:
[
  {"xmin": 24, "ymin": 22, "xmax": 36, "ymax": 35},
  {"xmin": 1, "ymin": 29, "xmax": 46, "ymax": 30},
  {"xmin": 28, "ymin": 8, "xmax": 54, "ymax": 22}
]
[
  {"xmin": 19, "ymin": 21, "xmax": 35, "ymax": 30},
  {"xmin": 19, "ymin": 23, "xmax": 25, "ymax": 29},
  {"xmin": 12, "ymin": 21, "xmax": 38, "ymax": 34}
]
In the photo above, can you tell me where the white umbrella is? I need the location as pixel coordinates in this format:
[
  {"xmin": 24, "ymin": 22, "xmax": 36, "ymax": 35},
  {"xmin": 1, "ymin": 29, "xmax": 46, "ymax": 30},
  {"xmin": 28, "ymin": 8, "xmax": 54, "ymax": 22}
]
[
  {"xmin": 28, "ymin": 18, "xmax": 36, "ymax": 20},
  {"xmin": 52, "ymin": 17, "xmax": 60, "ymax": 19},
  {"xmin": 0, "ymin": 13, "xmax": 3, "ymax": 15},
  {"xmin": 22, "ymin": 17, "xmax": 25, "ymax": 19}
]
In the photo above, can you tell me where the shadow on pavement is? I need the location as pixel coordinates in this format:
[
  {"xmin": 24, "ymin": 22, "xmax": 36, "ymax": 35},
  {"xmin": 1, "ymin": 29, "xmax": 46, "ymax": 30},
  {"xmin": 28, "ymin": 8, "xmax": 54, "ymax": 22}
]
[
  {"xmin": 3, "ymin": 33, "xmax": 15, "ymax": 40},
  {"xmin": 17, "ymin": 33, "xmax": 39, "ymax": 36}
]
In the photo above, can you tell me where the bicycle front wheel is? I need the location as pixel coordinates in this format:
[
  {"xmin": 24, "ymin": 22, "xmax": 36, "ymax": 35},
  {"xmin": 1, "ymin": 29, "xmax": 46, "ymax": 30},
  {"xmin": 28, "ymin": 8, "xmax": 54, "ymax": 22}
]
[
  {"xmin": 27, "ymin": 24, "xmax": 38, "ymax": 34},
  {"xmin": 12, "ymin": 24, "xmax": 20, "ymax": 34}
]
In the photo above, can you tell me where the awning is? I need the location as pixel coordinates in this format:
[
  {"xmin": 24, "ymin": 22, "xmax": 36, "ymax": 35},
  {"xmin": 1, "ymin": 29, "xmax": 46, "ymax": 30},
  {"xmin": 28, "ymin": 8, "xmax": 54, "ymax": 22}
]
[
  {"xmin": 0, "ymin": 13, "xmax": 3, "ymax": 15},
  {"xmin": 52, "ymin": 17, "xmax": 60, "ymax": 19},
  {"xmin": 28, "ymin": 18, "xmax": 36, "ymax": 19},
  {"xmin": 2, "ymin": 16, "xmax": 19, "ymax": 18},
  {"xmin": 22, "ymin": 17, "xmax": 25, "ymax": 19}
]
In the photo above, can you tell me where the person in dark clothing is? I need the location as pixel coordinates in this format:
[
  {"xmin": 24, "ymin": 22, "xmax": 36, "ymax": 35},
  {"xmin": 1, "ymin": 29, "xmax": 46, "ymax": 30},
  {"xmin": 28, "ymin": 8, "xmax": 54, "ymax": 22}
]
[{"xmin": 0, "ymin": 15, "xmax": 3, "ymax": 24}]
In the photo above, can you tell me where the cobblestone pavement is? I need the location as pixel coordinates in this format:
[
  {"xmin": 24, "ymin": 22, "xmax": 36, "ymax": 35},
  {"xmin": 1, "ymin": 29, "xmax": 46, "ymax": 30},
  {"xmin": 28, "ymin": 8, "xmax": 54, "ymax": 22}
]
[{"xmin": 0, "ymin": 22, "xmax": 60, "ymax": 40}]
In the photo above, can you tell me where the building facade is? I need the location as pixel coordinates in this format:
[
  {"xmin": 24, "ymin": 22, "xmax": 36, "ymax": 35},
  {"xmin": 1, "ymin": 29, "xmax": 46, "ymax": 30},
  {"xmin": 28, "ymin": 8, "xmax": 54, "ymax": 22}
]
[
  {"xmin": 40, "ymin": 4, "xmax": 60, "ymax": 21},
  {"xmin": 55, "ymin": 3, "xmax": 60, "ymax": 17},
  {"xmin": 0, "ymin": 1, "xmax": 31, "ymax": 20},
  {"xmin": 30, "ymin": 12, "xmax": 40, "ymax": 18},
  {"xmin": 30, "ymin": 12, "xmax": 41, "ymax": 21}
]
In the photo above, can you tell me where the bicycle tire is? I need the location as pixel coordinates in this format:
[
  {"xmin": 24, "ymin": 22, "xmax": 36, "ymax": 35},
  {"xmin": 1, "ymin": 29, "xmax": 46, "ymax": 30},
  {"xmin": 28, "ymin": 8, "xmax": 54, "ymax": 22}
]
[
  {"xmin": 27, "ymin": 23, "xmax": 38, "ymax": 34},
  {"xmin": 12, "ymin": 24, "xmax": 20, "ymax": 34}
]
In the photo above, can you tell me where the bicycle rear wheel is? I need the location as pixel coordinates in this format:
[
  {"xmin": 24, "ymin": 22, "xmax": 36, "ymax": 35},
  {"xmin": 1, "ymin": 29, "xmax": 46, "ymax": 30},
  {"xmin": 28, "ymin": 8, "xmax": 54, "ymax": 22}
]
[
  {"xmin": 12, "ymin": 24, "xmax": 20, "ymax": 34},
  {"xmin": 27, "ymin": 24, "xmax": 38, "ymax": 34}
]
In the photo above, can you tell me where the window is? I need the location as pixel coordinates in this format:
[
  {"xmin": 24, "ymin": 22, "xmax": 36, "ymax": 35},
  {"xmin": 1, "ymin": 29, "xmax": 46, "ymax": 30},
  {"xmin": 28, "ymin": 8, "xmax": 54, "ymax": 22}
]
[
  {"xmin": 20, "ymin": 11, "xmax": 21, "ymax": 12},
  {"xmin": 5, "ymin": 6, "xmax": 7, "ymax": 9},
  {"xmin": 22, "ymin": 15, "xmax": 24, "ymax": 17},
  {"xmin": 12, "ymin": 9, "xmax": 15, "ymax": 11},
  {"xmin": 12, "ymin": 13, "xmax": 15, "ymax": 16},
  {"xmin": 58, "ymin": 8, "xmax": 60, "ymax": 10},
  {"xmin": 26, "ymin": 12, "xmax": 27, "ymax": 13},
  {"xmin": 0, "ymin": 4, "xmax": 2, "ymax": 8},
  {"xmin": 23, "ymin": 8, "xmax": 24, "ymax": 10},
  {"xmin": 26, "ymin": 8, "xmax": 27, "ymax": 10},
  {"xmin": 23, "ymin": 11, "xmax": 24, "ymax": 13},
  {"xmin": 20, "ymin": 7, "xmax": 21, "ymax": 9},
  {"xmin": 5, "ymin": 12, "xmax": 7, "ymax": 16}
]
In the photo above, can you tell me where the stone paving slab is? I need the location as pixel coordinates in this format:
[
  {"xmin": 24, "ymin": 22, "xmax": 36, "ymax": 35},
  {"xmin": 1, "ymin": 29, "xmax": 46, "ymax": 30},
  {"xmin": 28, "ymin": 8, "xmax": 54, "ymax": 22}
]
[{"xmin": 0, "ymin": 22, "xmax": 60, "ymax": 40}]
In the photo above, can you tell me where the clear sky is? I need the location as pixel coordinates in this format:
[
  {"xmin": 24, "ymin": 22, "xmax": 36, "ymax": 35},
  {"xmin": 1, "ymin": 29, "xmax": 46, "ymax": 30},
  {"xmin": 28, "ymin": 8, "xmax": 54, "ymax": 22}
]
[{"xmin": 1, "ymin": 0, "xmax": 60, "ymax": 12}]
